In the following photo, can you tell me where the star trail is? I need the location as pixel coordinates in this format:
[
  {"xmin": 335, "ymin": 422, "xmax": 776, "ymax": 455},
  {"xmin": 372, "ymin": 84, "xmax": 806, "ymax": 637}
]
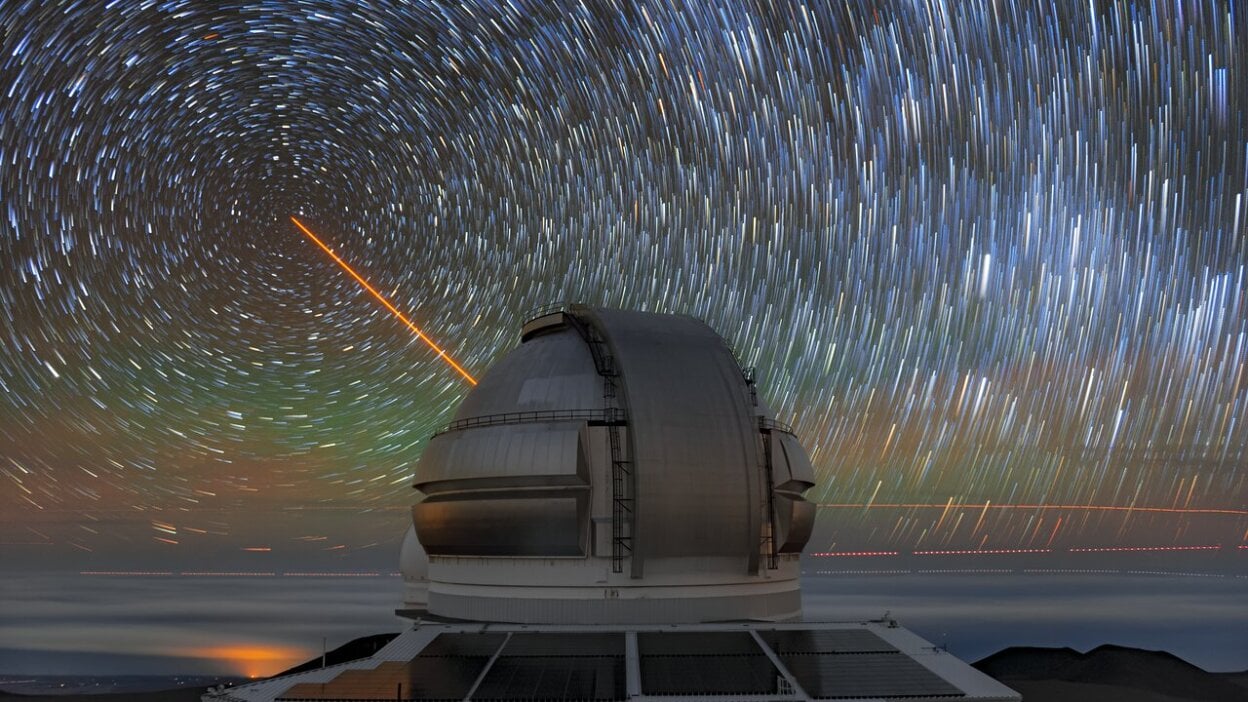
[{"xmin": 0, "ymin": 0, "xmax": 1244, "ymax": 563}]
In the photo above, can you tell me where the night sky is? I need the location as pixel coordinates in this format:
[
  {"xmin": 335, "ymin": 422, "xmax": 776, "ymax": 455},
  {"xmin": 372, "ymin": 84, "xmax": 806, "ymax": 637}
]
[{"xmin": 2, "ymin": 0, "xmax": 1245, "ymax": 575}]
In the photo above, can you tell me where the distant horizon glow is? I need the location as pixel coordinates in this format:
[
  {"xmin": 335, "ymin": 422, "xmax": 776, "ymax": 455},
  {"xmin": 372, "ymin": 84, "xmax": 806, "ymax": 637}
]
[
  {"xmin": 2, "ymin": 572, "xmax": 1244, "ymax": 676},
  {"xmin": 175, "ymin": 644, "xmax": 309, "ymax": 679}
]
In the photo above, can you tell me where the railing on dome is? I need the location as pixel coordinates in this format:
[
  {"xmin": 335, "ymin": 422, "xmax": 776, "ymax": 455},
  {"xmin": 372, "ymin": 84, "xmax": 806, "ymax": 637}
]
[
  {"xmin": 432, "ymin": 409, "xmax": 615, "ymax": 437},
  {"xmin": 742, "ymin": 365, "xmax": 759, "ymax": 406},
  {"xmin": 522, "ymin": 301, "xmax": 574, "ymax": 325},
  {"xmin": 759, "ymin": 416, "xmax": 795, "ymax": 435}
]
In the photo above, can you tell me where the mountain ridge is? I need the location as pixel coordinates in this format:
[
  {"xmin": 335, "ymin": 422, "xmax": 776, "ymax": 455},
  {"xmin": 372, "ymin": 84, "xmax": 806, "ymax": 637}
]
[{"xmin": 975, "ymin": 644, "xmax": 1248, "ymax": 702}]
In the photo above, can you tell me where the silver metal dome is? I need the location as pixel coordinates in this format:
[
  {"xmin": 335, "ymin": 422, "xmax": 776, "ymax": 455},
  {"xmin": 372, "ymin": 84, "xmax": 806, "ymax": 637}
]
[{"xmin": 411, "ymin": 305, "xmax": 815, "ymax": 624}]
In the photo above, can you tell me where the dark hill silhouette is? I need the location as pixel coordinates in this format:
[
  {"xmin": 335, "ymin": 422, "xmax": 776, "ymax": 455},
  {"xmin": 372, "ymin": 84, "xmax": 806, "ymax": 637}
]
[
  {"xmin": 0, "ymin": 690, "xmax": 204, "ymax": 701},
  {"xmin": 975, "ymin": 644, "xmax": 1248, "ymax": 702},
  {"xmin": 271, "ymin": 632, "xmax": 399, "ymax": 677}
]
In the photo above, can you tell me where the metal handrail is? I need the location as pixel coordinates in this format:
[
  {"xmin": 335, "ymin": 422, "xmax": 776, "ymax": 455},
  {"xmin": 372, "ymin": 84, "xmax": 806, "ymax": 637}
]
[
  {"xmin": 432, "ymin": 408, "xmax": 612, "ymax": 437},
  {"xmin": 759, "ymin": 416, "xmax": 795, "ymax": 435},
  {"xmin": 521, "ymin": 301, "xmax": 573, "ymax": 325}
]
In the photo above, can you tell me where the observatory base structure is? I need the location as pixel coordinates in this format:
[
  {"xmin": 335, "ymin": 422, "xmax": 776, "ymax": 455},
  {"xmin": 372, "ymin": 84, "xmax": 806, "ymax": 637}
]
[{"xmin": 203, "ymin": 620, "xmax": 1019, "ymax": 701}]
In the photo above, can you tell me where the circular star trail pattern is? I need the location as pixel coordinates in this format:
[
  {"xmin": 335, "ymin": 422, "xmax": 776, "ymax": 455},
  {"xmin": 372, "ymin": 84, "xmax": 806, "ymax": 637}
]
[{"xmin": 1, "ymin": 1, "xmax": 1244, "ymax": 555}]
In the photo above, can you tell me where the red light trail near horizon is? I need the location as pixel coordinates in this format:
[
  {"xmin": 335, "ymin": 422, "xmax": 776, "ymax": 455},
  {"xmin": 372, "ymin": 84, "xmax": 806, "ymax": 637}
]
[
  {"xmin": 816, "ymin": 503, "xmax": 1248, "ymax": 517},
  {"xmin": 289, "ymin": 216, "xmax": 478, "ymax": 385},
  {"xmin": 809, "ymin": 543, "xmax": 1237, "ymax": 557}
]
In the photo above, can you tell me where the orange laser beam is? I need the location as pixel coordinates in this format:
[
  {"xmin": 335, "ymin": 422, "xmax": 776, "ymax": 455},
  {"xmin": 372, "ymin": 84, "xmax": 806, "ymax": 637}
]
[{"xmin": 290, "ymin": 216, "xmax": 477, "ymax": 385}]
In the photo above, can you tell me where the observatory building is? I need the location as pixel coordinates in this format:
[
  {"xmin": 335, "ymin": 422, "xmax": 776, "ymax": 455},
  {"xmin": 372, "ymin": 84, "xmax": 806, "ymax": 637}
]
[
  {"xmin": 405, "ymin": 304, "xmax": 815, "ymax": 624},
  {"xmin": 205, "ymin": 306, "xmax": 1018, "ymax": 702}
]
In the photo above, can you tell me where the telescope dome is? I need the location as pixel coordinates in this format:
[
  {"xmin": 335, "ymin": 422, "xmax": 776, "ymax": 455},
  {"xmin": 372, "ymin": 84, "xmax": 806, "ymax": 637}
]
[{"xmin": 410, "ymin": 305, "xmax": 815, "ymax": 624}]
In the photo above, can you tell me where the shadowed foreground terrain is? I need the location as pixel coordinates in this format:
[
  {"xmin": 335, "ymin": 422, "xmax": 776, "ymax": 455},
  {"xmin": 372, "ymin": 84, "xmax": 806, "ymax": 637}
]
[
  {"xmin": 0, "ymin": 636, "xmax": 401, "ymax": 702},
  {"xmin": 974, "ymin": 644, "xmax": 1248, "ymax": 702},
  {"xmin": 5, "ymin": 640, "xmax": 1246, "ymax": 701},
  {"xmin": 270, "ymin": 633, "xmax": 399, "ymax": 678},
  {"xmin": 0, "ymin": 689, "xmax": 205, "ymax": 701}
]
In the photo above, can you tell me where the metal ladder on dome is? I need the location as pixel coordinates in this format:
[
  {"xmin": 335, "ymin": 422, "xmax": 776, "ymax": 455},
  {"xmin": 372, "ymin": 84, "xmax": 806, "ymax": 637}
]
[
  {"xmin": 565, "ymin": 310, "xmax": 634, "ymax": 574},
  {"xmin": 759, "ymin": 423, "xmax": 779, "ymax": 570},
  {"xmin": 745, "ymin": 365, "xmax": 779, "ymax": 571}
]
